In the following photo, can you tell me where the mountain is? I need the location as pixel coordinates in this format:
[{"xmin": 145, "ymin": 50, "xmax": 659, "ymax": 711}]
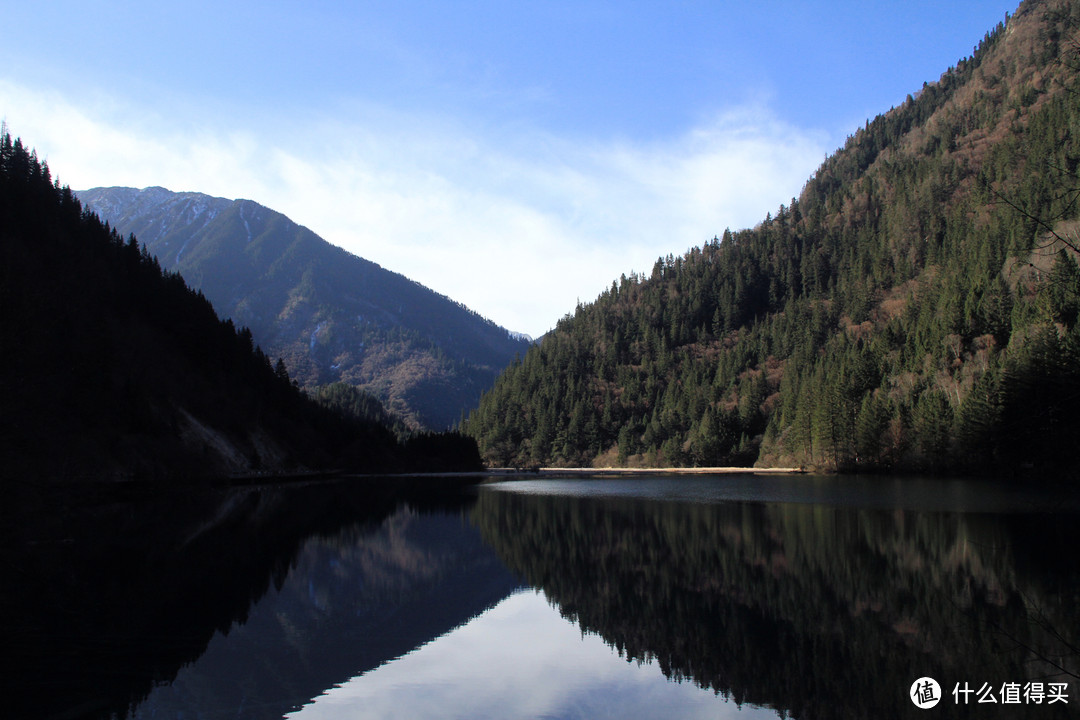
[
  {"xmin": 0, "ymin": 128, "xmax": 481, "ymax": 480},
  {"xmin": 78, "ymin": 187, "xmax": 533, "ymax": 430},
  {"xmin": 465, "ymin": 0, "xmax": 1080, "ymax": 476}
]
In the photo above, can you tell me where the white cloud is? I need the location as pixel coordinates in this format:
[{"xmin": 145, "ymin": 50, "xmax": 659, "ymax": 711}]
[{"xmin": 0, "ymin": 79, "xmax": 828, "ymax": 338}]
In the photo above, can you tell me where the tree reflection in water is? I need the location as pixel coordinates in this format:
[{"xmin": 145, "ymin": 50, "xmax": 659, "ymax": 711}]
[
  {"xmin": 6, "ymin": 476, "xmax": 1078, "ymax": 720},
  {"xmin": 472, "ymin": 485, "xmax": 1079, "ymax": 719}
]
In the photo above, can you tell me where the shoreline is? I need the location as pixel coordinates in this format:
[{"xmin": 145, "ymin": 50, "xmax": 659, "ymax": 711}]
[
  {"xmin": 367, "ymin": 466, "xmax": 807, "ymax": 481},
  {"xmin": 485, "ymin": 466, "xmax": 806, "ymax": 478}
]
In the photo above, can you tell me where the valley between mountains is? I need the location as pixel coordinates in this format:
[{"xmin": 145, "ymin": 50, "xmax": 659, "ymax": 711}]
[{"xmin": 10, "ymin": 0, "xmax": 1080, "ymax": 480}]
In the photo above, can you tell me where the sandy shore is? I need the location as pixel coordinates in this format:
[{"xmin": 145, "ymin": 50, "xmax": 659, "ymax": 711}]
[
  {"xmin": 340, "ymin": 466, "xmax": 807, "ymax": 481},
  {"xmin": 486, "ymin": 466, "xmax": 805, "ymax": 477}
]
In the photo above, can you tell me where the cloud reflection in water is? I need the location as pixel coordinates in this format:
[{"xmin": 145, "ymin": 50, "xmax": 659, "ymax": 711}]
[{"xmin": 288, "ymin": 589, "xmax": 776, "ymax": 720}]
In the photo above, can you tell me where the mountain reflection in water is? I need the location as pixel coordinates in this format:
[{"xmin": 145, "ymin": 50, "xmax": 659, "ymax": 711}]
[
  {"xmin": 132, "ymin": 504, "xmax": 521, "ymax": 719},
  {"xmin": 5, "ymin": 475, "xmax": 1078, "ymax": 719},
  {"xmin": 289, "ymin": 589, "xmax": 769, "ymax": 720},
  {"xmin": 473, "ymin": 476, "xmax": 1080, "ymax": 720}
]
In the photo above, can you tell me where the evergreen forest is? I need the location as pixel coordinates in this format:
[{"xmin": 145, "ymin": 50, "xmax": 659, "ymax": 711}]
[
  {"xmin": 0, "ymin": 127, "xmax": 481, "ymax": 481},
  {"xmin": 465, "ymin": 0, "xmax": 1080, "ymax": 475}
]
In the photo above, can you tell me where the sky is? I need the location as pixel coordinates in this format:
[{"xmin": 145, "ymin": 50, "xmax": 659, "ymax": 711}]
[{"xmin": 0, "ymin": 1, "xmax": 1016, "ymax": 338}]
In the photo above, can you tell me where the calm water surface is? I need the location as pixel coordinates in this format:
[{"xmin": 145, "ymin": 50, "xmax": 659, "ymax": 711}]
[{"xmin": 7, "ymin": 474, "xmax": 1079, "ymax": 719}]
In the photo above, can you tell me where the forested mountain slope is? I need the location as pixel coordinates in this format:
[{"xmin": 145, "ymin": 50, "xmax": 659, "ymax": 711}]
[
  {"xmin": 466, "ymin": 0, "xmax": 1080, "ymax": 475},
  {"xmin": 0, "ymin": 130, "xmax": 480, "ymax": 480},
  {"xmin": 79, "ymin": 187, "xmax": 532, "ymax": 430}
]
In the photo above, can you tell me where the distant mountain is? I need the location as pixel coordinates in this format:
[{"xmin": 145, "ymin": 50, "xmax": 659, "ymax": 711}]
[
  {"xmin": 466, "ymin": 0, "xmax": 1080, "ymax": 475},
  {"xmin": 78, "ymin": 187, "xmax": 532, "ymax": 429},
  {"xmin": 0, "ymin": 129, "xmax": 481, "ymax": 480}
]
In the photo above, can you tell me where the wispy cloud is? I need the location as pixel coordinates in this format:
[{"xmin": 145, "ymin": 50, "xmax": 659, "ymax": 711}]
[{"xmin": 1, "ymin": 80, "xmax": 828, "ymax": 337}]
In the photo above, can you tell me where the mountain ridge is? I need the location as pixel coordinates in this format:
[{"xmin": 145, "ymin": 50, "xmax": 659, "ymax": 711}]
[
  {"xmin": 79, "ymin": 186, "xmax": 533, "ymax": 429},
  {"xmin": 464, "ymin": 0, "xmax": 1080, "ymax": 476},
  {"xmin": 1, "ymin": 131, "xmax": 486, "ymax": 479}
]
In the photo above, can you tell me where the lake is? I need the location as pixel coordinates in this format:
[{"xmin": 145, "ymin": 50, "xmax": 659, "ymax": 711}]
[{"xmin": 6, "ymin": 474, "xmax": 1079, "ymax": 719}]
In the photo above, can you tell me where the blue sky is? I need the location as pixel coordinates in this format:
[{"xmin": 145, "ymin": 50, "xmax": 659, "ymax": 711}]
[{"xmin": 1, "ymin": 1, "xmax": 1014, "ymax": 337}]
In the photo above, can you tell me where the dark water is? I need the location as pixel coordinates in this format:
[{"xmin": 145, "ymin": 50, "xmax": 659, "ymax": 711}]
[{"xmin": 5, "ymin": 474, "xmax": 1079, "ymax": 719}]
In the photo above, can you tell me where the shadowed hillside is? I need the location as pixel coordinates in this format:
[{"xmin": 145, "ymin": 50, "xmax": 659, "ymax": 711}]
[{"xmin": 0, "ymin": 129, "xmax": 481, "ymax": 480}]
